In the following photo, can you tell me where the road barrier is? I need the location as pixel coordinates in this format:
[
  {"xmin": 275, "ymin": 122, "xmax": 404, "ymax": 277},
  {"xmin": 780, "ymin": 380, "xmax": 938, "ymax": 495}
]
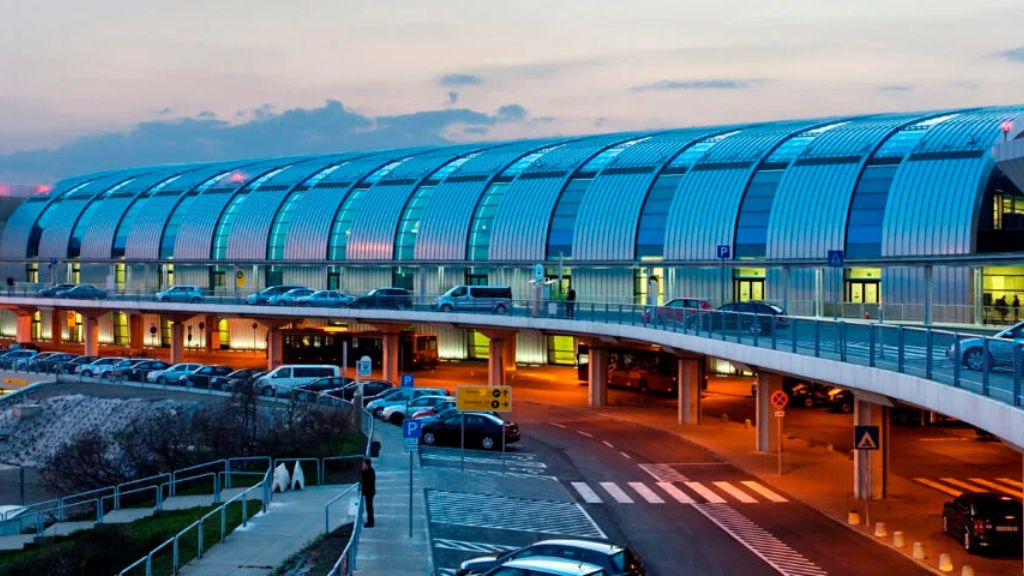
[
  {"xmin": 912, "ymin": 541, "xmax": 926, "ymax": 559},
  {"xmin": 938, "ymin": 552, "xmax": 954, "ymax": 572},
  {"xmin": 892, "ymin": 530, "xmax": 905, "ymax": 548}
]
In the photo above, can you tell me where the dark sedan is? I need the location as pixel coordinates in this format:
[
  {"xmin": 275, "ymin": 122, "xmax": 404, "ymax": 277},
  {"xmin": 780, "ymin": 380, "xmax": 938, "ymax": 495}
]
[
  {"xmin": 210, "ymin": 369, "xmax": 265, "ymax": 392},
  {"xmin": 943, "ymin": 492, "xmax": 1022, "ymax": 553},
  {"xmin": 61, "ymin": 285, "xmax": 107, "ymax": 299},
  {"xmin": 113, "ymin": 359, "xmax": 170, "ymax": 382},
  {"xmin": 291, "ymin": 376, "xmax": 356, "ymax": 400},
  {"xmin": 690, "ymin": 301, "xmax": 788, "ymax": 336},
  {"xmin": 332, "ymin": 380, "xmax": 392, "ymax": 401},
  {"xmin": 458, "ymin": 539, "xmax": 645, "ymax": 576},
  {"xmin": 27, "ymin": 352, "xmax": 76, "ymax": 373},
  {"xmin": 348, "ymin": 288, "xmax": 413, "ymax": 309},
  {"xmin": 60, "ymin": 355, "xmax": 98, "ymax": 374},
  {"xmin": 420, "ymin": 412, "xmax": 519, "ymax": 450},
  {"xmin": 36, "ymin": 283, "xmax": 77, "ymax": 297},
  {"xmin": 183, "ymin": 365, "xmax": 234, "ymax": 388}
]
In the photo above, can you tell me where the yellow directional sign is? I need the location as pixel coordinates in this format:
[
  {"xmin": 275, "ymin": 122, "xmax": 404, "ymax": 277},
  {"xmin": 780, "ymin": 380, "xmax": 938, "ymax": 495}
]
[
  {"xmin": 456, "ymin": 385, "xmax": 512, "ymax": 413},
  {"xmin": 2, "ymin": 377, "xmax": 27, "ymax": 387}
]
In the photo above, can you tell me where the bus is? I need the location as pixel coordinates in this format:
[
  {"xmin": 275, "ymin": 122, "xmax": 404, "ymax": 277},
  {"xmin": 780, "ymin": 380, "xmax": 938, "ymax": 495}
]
[
  {"xmin": 577, "ymin": 343, "xmax": 682, "ymax": 395},
  {"xmin": 282, "ymin": 329, "xmax": 438, "ymax": 371}
]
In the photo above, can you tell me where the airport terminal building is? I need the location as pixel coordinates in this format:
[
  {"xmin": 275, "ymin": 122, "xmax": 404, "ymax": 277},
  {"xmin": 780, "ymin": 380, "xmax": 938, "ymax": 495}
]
[{"xmin": 1, "ymin": 105, "xmax": 1023, "ymax": 364}]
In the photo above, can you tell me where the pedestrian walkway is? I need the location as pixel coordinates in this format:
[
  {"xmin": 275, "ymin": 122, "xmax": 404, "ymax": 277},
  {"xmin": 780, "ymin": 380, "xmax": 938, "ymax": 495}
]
[
  {"xmin": 181, "ymin": 485, "xmax": 357, "ymax": 576},
  {"xmin": 567, "ymin": 478, "xmax": 787, "ymax": 505},
  {"xmin": 354, "ymin": 422, "xmax": 433, "ymax": 576}
]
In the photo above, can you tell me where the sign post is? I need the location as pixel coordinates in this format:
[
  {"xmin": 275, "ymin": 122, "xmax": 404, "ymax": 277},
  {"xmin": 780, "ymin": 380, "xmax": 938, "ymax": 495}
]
[
  {"xmin": 770, "ymin": 390, "xmax": 789, "ymax": 475},
  {"xmin": 717, "ymin": 245, "xmax": 730, "ymax": 306},
  {"xmin": 402, "ymin": 419, "xmax": 422, "ymax": 538},
  {"xmin": 854, "ymin": 424, "xmax": 879, "ymax": 524},
  {"xmin": 456, "ymin": 385, "xmax": 513, "ymax": 473},
  {"xmin": 827, "ymin": 250, "xmax": 844, "ymax": 320},
  {"xmin": 401, "ymin": 374, "xmax": 414, "ymax": 388},
  {"xmin": 356, "ymin": 355, "xmax": 372, "ymax": 399}
]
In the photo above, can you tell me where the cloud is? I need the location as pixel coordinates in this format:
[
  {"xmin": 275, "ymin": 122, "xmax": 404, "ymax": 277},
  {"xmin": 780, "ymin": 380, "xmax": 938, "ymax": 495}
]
[
  {"xmin": 997, "ymin": 47, "xmax": 1024, "ymax": 62},
  {"xmin": 877, "ymin": 84, "xmax": 913, "ymax": 92},
  {"xmin": 447, "ymin": 91, "xmax": 459, "ymax": 106},
  {"xmin": 632, "ymin": 78, "xmax": 766, "ymax": 91},
  {"xmin": 0, "ymin": 100, "xmax": 535, "ymax": 183},
  {"xmin": 439, "ymin": 73, "xmax": 483, "ymax": 87},
  {"xmin": 155, "ymin": 107, "xmax": 173, "ymax": 116}
]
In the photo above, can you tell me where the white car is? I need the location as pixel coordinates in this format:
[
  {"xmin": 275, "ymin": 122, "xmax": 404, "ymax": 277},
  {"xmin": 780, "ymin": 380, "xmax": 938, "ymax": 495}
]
[
  {"xmin": 379, "ymin": 395, "xmax": 453, "ymax": 424},
  {"xmin": 77, "ymin": 357, "xmax": 128, "ymax": 378},
  {"xmin": 147, "ymin": 363, "xmax": 203, "ymax": 384}
]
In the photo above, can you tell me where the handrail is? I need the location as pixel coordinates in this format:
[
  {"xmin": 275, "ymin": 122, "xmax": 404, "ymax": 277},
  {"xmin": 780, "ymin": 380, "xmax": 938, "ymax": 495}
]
[
  {"xmin": 324, "ymin": 407, "xmax": 374, "ymax": 576},
  {"xmin": 324, "ymin": 484, "xmax": 359, "ymax": 534}
]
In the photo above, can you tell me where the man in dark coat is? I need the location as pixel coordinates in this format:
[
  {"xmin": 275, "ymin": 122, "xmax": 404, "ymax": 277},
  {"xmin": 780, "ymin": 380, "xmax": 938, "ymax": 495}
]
[
  {"xmin": 566, "ymin": 286, "xmax": 576, "ymax": 319},
  {"xmin": 361, "ymin": 458, "xmax": 376, "ymax": 528}
]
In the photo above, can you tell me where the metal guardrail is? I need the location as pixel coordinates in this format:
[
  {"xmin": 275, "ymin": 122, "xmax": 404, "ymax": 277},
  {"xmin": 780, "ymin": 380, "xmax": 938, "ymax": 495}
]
[{"xmin": 325, "ymin": 407, "xmax": 374, "ymax": 576}]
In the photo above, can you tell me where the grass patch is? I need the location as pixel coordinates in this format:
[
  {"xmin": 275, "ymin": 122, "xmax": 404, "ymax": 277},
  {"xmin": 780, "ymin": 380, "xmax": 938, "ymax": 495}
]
[
  {"xmin": 271, "ymin": 523, "xmax": 354, "ymax": 576},
  {"xmin": 0, "ymin": 497, "xmax": 263, "ymax": 576}
]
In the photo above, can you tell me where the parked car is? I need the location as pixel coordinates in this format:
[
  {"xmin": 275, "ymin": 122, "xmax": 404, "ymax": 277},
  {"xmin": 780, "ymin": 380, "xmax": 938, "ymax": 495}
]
[
  {"xmin": 147, "ymin": 363, "xmax": 203, "ymax": 384},
  {"xmin": 255, "ymin": 365, "xmax": 342, "ymax": 396},
  {"xmin": 691, "ymin": 301, "xmax": 788, "ymax": 336},
  {"xmin": 459, "ymin": 539, "xmax": 645, "ymax": 576},
  {"xmin": 296, "ymin": 290, "xmax": 355, "ymax": 307},
  {"xmin": 154, "ymin": 285, "xmax": 204, "ymax": 303},
  {"xmin": 411, "ymin": 399, "xmax": 454, "ymax": 420},
  {"xmin": 36, "ymin": 283, "xmax": 76, "ymax": 297},
  {"xmin": 104, "ymin": 358, "xmax": 152, "ymax": 379},
  {"xmin": 642, "ymin": 297, "xmax": 711, "ymax": 324},
  {"xmin": 332, "ymin": 380, "xmax": 393, "ymax": 401},
  {"xmin": 0, "ymin": 349, "xmax": 38, "ymax": 369},
  {"xmin": 77, "ymin": 357, "xmax": 128, "ymax": 378},
  {"xmin": 435, "ymin": 285, "xmax": 512, "ymax": 314},
  {"xmin": 27, "ymin": 352, "xmax": 75, "ymax": 372},
  {"xmin": 61, "ymin": 355, "xmax": 98, "ymax": 374},
  {"xmin": 245, "ymin": 285, "xmax": 306, "ymax": 305},
  {"xmin": 827, "ymin": 387, "xmax": 854, "ymax": 414},
  {"xmin": 420, "ymin": 412, "xmax": 519, "ymax": 450},
  {"xmin": 943, "ymin": 492, "xmax": 1023, "ymax": 553},
  {"xmin": 113, "ymin": 359, "xmax": 170, "ymax": 381},
  {"xmin": 951, "ymin": 321, "xmax": 1024, "ymax": 372},
  {"xmin": 211, "ymin": 368, "xmax": 265, "ymax": 391},
  {"xmin": 183, "ymin": 365, "xmax": 234, "ymax": 388},
  {"xmin": 380, "ymin": 394, "xmax": 454, "ymax": 425},
  {"xmin": 367, "ymin": 387, "xmax": 449, "ymax": 417},
  {"xmin": 270, "ymin": 288, "xmax": 316, "ymax": 306},
  {"xmin": 291, "ymin": 376, "xmax": 356, "ymax": 400},
  {"xmin": 480, "ymin": 558, "xmax": 607, "ymax": 576},
  {"xmin": 61, "ymin": 285, "xmax": 107, "ymax": 299},
  {"xmin": 349, "ymin": 287, "xmax": 413, "ymax": 309},
  {"xmin": 790, "ymin": 382, "xmax": 833, "ymax": 408}
]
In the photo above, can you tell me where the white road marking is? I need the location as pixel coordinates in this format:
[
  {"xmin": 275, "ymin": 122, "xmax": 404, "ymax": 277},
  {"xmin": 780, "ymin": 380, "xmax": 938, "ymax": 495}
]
[
  {"xmin": 433, "ymin": 538, "xmax": 519, "ymax": 553},
  {"xmin": 969, "ymin": 478, "xmax": 1023, "ymax": 498},
  {"xmin": 602, "ymin": 440, "xmax": 615, "ymax": 449},
  {"xmin": 657, "ymin": 481, "xmax": 696, "ymax": 504},
  {"xmin": 620, "ymin": 451, "xmax": 632, "ymax": 460},
  {"xmin": 600, "ymin": 482, "xmax": 635, "ymax": 503},
  {"xmin": 741, "ymin": 481, "xmax": 788, "ymax": 503},
  {"xmin": 629, "ymin": 482, "xmax": 665, "ymax": 504},
  {"xmin": 638, "ymin": 463, "xmax": 690, "ymax": 483},
  {"xmin": 942, "ymin": 478, "xmax": 990, "ymax": 493},
  {"xmin": 685, "ymin": 481, "xmax": 726, "ymax": 504},
  {"xmin": 714, "ymin": 481, "xmax": 757, "ymax": 504},
  {"xmin": 571, "ymin": 482, "xmax": 603, "ymax": 504},
  {"xmin": 998, "ymin": 477, "xmax": 1024, "ymax": 489},
  {"xmin": 427, "ymin": 490, "xmax": 604, "ymax": 538},
  {"xmin": 550, "ymin": 423, "xmax": 567, "ymax": 429},
  {"xmin": 577, "ymin": 430, "xmax": 593, "ymax": 438},
  {"xmin": 695, "ymin": 504, "xmax": 829, "ymax": 576},
  {"xmin": 914, "ymin": 478, "xmax": 961, "ymax": 497}
]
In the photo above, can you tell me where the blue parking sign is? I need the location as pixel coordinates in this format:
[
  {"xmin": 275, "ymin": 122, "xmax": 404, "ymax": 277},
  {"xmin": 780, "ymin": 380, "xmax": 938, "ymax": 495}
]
[
  {"xmin": 716, "ymin": 245, "xmax": 730, "ymax": 259},
  {"xmin": 401, "ymin": 373, "xmax": 414, "ymax": 388},
  {"xmin": 403, "ymin": 419, "xmax": 422, "ymax": 451}
]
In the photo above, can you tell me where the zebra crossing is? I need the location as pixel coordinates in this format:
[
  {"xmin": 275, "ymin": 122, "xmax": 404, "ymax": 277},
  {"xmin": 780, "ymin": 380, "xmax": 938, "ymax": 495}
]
[
  {"xmin": 568, "ymin": 478, "xmax": 787, "ymax": 505},
  {"xmin": 427, "ymin": 490, "xmax": 606, "ymax": 538},
  {"xmin": 914, "ymin": 476, "xmax": 1022, "ymax": 498}
]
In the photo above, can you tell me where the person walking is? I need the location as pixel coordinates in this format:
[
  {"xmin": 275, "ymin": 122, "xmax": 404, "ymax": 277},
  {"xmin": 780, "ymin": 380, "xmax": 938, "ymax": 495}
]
[
  {"xmin": 1014, "ymin": 295, "xmax": 1020, "ymax": 322},
  {"xmin": 566, "ymin": 285, "xmax": 576, "ymax": 319},
  {"xmin": 361, "ymin": 458, "xmax": 376, "ymax": 528}
]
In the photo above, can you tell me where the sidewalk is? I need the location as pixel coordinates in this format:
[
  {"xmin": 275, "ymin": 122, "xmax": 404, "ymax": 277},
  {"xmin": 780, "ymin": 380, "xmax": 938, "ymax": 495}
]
[
  {"xmin": 181, "ymin": 485, "xmax": 357, "ymax": 576},
  {"xmin": 354, "ymin": 422, "xmax": 432, "ymax": 576},
  {"xmin": 556, "ymin": 400, "xmax": 1016, "ymax": 576}
]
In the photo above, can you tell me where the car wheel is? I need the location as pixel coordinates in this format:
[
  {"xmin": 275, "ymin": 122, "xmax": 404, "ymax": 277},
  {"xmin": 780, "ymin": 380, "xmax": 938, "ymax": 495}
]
[
  {"xmin": 190, "ymin": 297, "xmax": 201, "ymax": 303},
  {"xmin": 82, "ymin": 370, "xmax": 93, "ymax": 377},
  {"xmin": 962, "ymin": 348, "xmax": 989, "ymax": 372},
  {"xmin": 748, "ymin": 321, "xmax": 764, "ymax": 336},
  {"xmin": 839, "ymin": 401, "xmax": 853, "ymax": 414},
  {"xmin": 802, "ymin": 396, "xmax": 816, "ymax": 408},
  {"xmin": 373, "ymin": 407, "xmax": 384, "ymax": 417},
  {"xmin": 389, "ymin": 413, "xmax": 404, "ymax": 425},
  {"xmin": 495, "ymin": 304, "xmax": 508, "ymax": 315},
  {"xmin": 440, "ymin": 304, "xmax": 453, "ymax": 313},
  {"xmin": 481, "ymin": 436, "xmax": 495, "ymax": 450},
  {"xmin": 261, "ymin": 386, "xmax": 275, "ymax": 397},
  {"xmin": 423, "ymin": 432, "xmax": 436, "ymax": 445},
  {"xmin": 157, "ymin": 296, "xmax": 166, "ymax": 302},
  {"xmin": 158, "ymin": 376, "xmax": 168, "ymax": 384}
]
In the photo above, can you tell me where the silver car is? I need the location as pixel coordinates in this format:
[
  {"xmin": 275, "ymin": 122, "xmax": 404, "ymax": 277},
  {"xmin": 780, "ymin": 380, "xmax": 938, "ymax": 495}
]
[
  {"xmin": 154, "ymin": 285, "xmax": 203, "ymax": 303},
  {"xmin": 147, "ymin": 363, "xmax": 203, "ymax": 384},
  {"xmin": 296, "ymin": 290, "xmax": 355, "ymax": 307},
  {"xmin": 951, "ymin": 321, "xmax": 1024, "ymax": 371},
  {"xmin": 270, "ymin": 288, "xmax": 315, "ymax": 306}
]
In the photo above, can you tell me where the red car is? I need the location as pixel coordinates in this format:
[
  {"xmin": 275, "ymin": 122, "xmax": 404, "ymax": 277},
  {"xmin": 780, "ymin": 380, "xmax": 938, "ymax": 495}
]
[
  {"xmin": 411, "ymin": 400, "xmax": 454, "ymax": 420},
  {"xmin": 642, "ymin": 297, "xmax": 711, "ymax": 324}
]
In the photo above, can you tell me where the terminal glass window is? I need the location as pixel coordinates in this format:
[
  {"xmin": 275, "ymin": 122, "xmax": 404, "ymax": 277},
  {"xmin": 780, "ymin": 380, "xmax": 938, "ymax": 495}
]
[
  {"xmin": 978, "ymin": 168, "xmax": 1024, "ymax": 253},
  {"xmin": 393, "ymin": 267, "xmax": 415, "ymax": 291},
  {"xmin": 982, "ymin": 267, "xmax": 1024, "ymax": 324},
  {"xmin": 31, "ymin": 311, "xmax": 41, "ymax": 340},
  {"xmin": 845, "ymin": 268, "xmax": 881, "ymax": 304},
  {"xmin": 546, "ymin": 335, "xmax": 576, "ymax": 365},
  {"xmin": 328, "ymin": 158, "xmax": 412, "ymax": 260},
  {"xmin": 68, "ymin": 179, "xmax": 134, "ymax": 258},
  {"xmin": 269, "ymin": 164, "xmax": 342, "ymax": 260},
  {"xmin": 28, "ymin": 181, "xmax": 91, "ymax": 257},
  {"xmin": 634, "ymin": 267, "xmax": 665, "ymax": 306},
  {"xmin": 113, "ymin": 312, "xmax": 128, "ymax": 346},
  {"xmin": 218, "ymin": 318, "xmax": 230, "ymax": 349},
  {"xmin": 161, "ymin": 171, "xmax": 232, "ymax": 259},
  {"xmin": 468, "ymin": 330, "xmax": 489, "ymax": 360},
  {"xmin": 733, "ymin": 170, "xmax": 784, "ymax": 258},
  {"xmin": 212, "ymin": 167, "xmax": 289, "ymax": 260},
  {"xmin": 25, "ymin": 263, "xmax": 38, "ymax": 283},
  {"xmin": 114, "ymin": 175, "xmax": 179, "ymax": 258},
  {"xmin": 114, "ymin": 263, "xmax": 126, "ymax": 293},
  {"xmin": 733, "ymin": 268, "xmax": 765, "ymax": 301},
  {"xmin": 395, "ymin": 153, "xmax": 480, "ymax": 261},
  {"xmin": 636, "ymin": 172, "xmax": 682, "ymax": 258}
]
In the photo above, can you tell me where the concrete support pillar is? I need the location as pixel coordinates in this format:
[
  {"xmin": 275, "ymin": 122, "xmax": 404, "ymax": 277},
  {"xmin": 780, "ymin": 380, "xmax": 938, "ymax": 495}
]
[
  {"xmin": 14, "ymin": 312, "xmax": 32, "ymax": 344},
  {"xmin": 205, "ymin": 316, "xmax": 220, "ymax": 352},
  {"xmin": 755, "ymin": 371, "xmax": 783, "ymax": 452},
  {"xmin": 587, "ymin": 347, "xmax": 608, "ymax": 407},
  {"xmin": 677, "ymin": 357, "xmax": 701, "ymax": 425},
  {"xmin": 488, "ymin": 337, "xmax": 505, "ymax": 387},
  {"xmin": 854, "ymin": 398, "xmax": 889, "ymax": 499},
  {"xmin": 50, "ymin": 309, "xmax": 63, "ymax": 346},
  {"xmin": 381, "ymin": 331, "xmax": 399, "ymax": 383},
  {"xmin": 502, "ymin": 336, "xmax": 517, "ymax": 374},
  {"xmin": 923, "ymin": 264, "xmax": 934, "ymax": 326},
  {"xmin": 128, "ymin": 314, "xmax": 144, "ymax": 351},
  {"xmin": 170, "ymin": 321, "xmax": 185, "ymax": 364},
  {"xmin": 267, "ymin": 326, "xmax": 284, "ymax": 370},
  {"xmin": 83, "ymin": 314, "xmax": 101, "ymax": 357}
]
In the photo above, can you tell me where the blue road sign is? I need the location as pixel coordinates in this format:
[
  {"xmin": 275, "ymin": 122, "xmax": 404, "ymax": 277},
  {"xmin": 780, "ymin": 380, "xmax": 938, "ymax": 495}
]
[
  {"xmin": 827, "ymin": 250, "xmax": 845, "ymax": 268},
  {"xmin": 716, "ymin": 245, "xmax": 730, "ymax": 259},
  {"xmin": 403, "ymin": 418, "xmax": 422, "ymax": 451},
  {"xmin": 357, "ymin": 356, "xmax": 372, "ymax": 378},
  {"xmin": 401, "ymin": 373, "xmax": 414, "ymax": 388},
  {"xmin": 854, "ymin": 425, "xmax": 879, "ymax": 450}
]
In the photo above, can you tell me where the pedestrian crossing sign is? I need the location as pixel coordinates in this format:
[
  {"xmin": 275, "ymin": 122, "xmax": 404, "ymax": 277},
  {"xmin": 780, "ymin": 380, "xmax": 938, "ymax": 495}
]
[{"xmin": 854, "ymin": 425, "xmax": 880, "ymax": 450}]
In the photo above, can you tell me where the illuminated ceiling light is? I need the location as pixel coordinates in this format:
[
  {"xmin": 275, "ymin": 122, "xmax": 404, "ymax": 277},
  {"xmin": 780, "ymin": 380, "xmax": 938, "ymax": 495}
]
[{"xmin": 230, "ymin": 172, "xmax": 247, "ymax": 183}]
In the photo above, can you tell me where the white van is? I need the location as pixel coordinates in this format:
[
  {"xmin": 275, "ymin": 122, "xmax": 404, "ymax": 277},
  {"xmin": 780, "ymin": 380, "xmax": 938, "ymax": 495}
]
[
  {"xmin": 256, "ymin": 365, "xmax": 341, "ymax": 396},
  {"xmin": 434, "ymin": 285, "xmax": 512, "ymax": 314}
]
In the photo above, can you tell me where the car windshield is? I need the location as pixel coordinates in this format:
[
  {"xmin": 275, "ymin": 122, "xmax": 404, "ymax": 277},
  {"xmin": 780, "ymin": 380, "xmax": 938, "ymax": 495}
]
[{"xmin": 609, "ymin": 550, "xmax": 641, "ymax": 571}]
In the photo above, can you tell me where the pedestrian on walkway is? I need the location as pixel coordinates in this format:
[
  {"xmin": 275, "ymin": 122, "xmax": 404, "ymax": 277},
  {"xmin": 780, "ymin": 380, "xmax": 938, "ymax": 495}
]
[
  {"xmin": 566, "ymin": 285, "xmax": 576, "ymax": 319},
  {"xmin": 1014, "ymin": 295, "xmax": 1020, "ymax": 322},
  {"xmin": 361, "ymin": 458, "xmax": 376, "ymax": 528}
]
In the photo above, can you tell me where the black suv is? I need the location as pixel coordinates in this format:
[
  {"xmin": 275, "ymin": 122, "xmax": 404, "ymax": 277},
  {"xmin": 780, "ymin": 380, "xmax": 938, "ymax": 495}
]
[
  {"xmin": 943, "ymin": 492, "xmax": 1023, "ymax": 553},
  {"xmin": 692, "ymin": 301, "xmax": 788, "ymax": 336},
  {"xmin": 349, "ymin": 288, "xmax": 413, "ymax": 309}
]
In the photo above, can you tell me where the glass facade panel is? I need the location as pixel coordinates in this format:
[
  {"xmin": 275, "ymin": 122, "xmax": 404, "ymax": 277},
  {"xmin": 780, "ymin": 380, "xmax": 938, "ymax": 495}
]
[
  {"xmin": 161, "ymin": 172, "xmax": 232, "ymax": 259},
  {"xmin": 328, "ymin": 158, "xmax": 412, "ymax": 260},
  {"xmin": 113, "ymin": 175, "xmax": 180, "ymax": 257},
  {"xmin": 269, "ymin": 164, "xmax": 341, "ymax": 260},
  {"xmin": 28, "ymin": 181, "xmax": 92, "ymax": 258},
  {"xmin": 211, "ymin": 167, "xmax": 288, "ymax": 260},
  {"xmin": 68, "ymin": 179, "xmax": 134, "ymax": 257},
  {"xmin": 734, "ymin": 170, "xmax": 785, "ymax": 258},
  {"xmin": 395, "ymin": 153, "xmax": 479, "ymax": 261}
]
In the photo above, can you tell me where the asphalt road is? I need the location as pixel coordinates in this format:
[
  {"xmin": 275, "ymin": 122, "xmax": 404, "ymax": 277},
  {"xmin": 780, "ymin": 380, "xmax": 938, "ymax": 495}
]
[{"xmin": 515, "ymin": 401, "xmax": 932, "ymax": 576}]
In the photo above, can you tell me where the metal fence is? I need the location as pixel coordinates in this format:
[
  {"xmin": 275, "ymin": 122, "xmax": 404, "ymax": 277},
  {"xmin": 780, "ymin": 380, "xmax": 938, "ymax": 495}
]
[{"xmin": 325, "ymin": 408, "xmax": 374, "ymax": 576}]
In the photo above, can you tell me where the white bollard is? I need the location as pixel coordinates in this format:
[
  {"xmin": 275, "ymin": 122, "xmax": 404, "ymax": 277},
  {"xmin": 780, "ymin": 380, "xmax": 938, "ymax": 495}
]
[
  {"xmin": 743, "ymin": 418, "xmax": 752, "ymax": 429},
  {"xmin": 912, "ymin": 542, "xmax": 926, "ymax": 560},
  {"xmin": 874, "ymin": 522, "xmax": 888, "ymax": 538},
  {"xmin": 272, "ymin": 463, "xmax": 291, "ymax": 493},
  {"xmin": 938, "ymin": 552, "xmax": 954, "ymax": 573},
  {"xmin": 892, "ymin": 531, "xmax": 905, "ymax": 548},
  {"xmin": 847, "ymin": 511, "xmax": 861, "ymax": 525},
  {"xmin": 291, "ymin": 461, "xmax": 305, "ymax": 490},
  {"xmin": 960, "ymin": 565, "xmax": 975, "ymax": 576}
]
